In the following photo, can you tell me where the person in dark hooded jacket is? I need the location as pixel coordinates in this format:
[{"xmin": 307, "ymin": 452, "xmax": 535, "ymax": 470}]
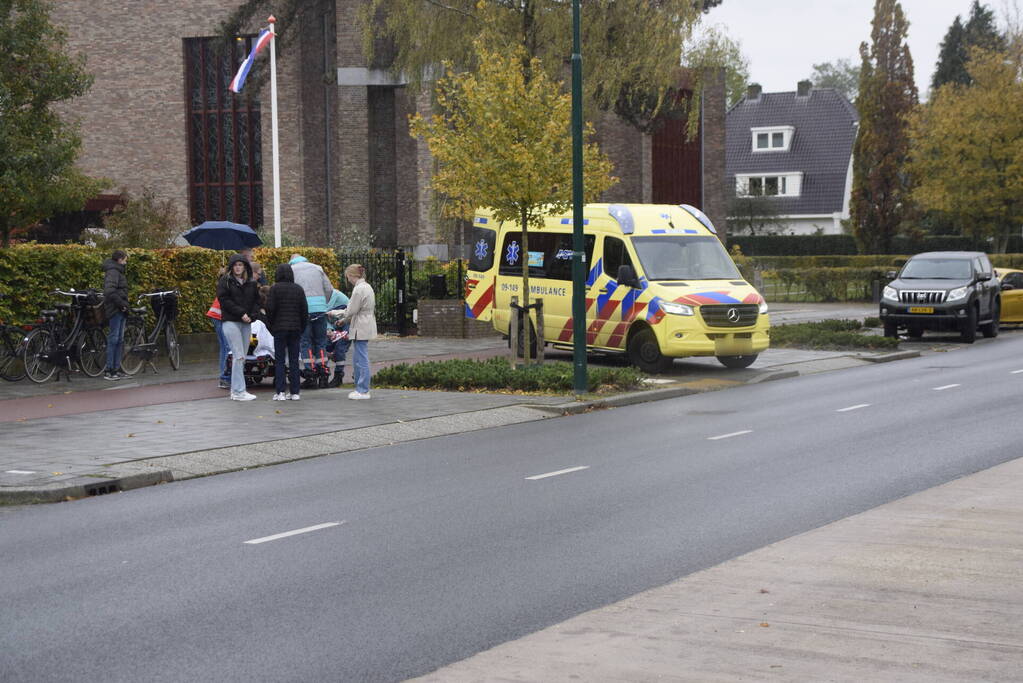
[
  {"xmin": 216, "ymin": 254, "xmax": 260, "ymax": 400},
  {"xmin": 102, "ymin": 250, "xmax": 130, "ymax": 380},
  {"xmin": 265, "ymin": 263, "xmax": 308, "ymax": 400}
]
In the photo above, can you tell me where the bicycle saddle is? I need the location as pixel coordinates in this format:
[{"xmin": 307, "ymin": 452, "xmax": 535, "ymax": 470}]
[
  {"xmin": 131, "ymin": 306, "xmax": 147, "ymax": 314},
  {"xmin": 40, "ymin": 309, "xmax": 58, "ymax": 318}
]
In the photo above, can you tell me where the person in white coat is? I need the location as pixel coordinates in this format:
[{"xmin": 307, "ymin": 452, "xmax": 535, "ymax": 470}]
[{"xmin": 329, "ymin": 264, "xmax": 377, "ymax": 399}]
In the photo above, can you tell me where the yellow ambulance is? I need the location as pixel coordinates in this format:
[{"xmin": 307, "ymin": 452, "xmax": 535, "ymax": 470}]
[{"xmin": 464, "ymin": 203, "xmax": 770, "ymax": 371}]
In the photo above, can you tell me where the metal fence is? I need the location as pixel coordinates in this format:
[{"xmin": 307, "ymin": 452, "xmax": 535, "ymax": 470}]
[{"xmin": 335, "ymin": 250, "xmax": 465, "ymax": 335}]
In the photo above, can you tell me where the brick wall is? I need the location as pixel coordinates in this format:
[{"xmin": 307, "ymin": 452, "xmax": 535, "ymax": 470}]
[
  {"xmin": 51, "ymin": 0, "xmax": 307, "ymax": 240},
  {"xmin": 417, "ymin": 300, "xmax": 499, "ymax": 338},
  {"xmin": 701, "ymin": 67, "xmax": 728, "ymax": 241}
]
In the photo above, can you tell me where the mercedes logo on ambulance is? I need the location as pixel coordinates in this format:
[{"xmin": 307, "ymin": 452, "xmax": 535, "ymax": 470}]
[{"xmin": 726, "ymin": 307, "xmax": 741, "ymax": 323}]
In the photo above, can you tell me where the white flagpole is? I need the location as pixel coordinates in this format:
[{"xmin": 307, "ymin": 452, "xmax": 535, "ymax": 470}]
[{"xmin": 268, "ymin": 15, "xmax": 282, "ymax": 248}]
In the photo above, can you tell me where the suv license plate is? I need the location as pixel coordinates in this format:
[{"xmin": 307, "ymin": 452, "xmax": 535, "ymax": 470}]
[{"xmin": 908, "ymin": 306, "xmax": 934, "ymax": 314}]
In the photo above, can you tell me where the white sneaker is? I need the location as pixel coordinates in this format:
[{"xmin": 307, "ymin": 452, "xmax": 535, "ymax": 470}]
[
  {"xmin": 272, "ymin": 392, "xmax": 288, "ymax": 401},
  {"xmin": 348, "ymin": 391, "xmax": 370, "ymax": 400},
  {"xmin": 231, "ymin": 391, "xmax": 257, "ymax": 401},
  {"xmin": 289, "ymin": 393, "xmax": 301, "ymax": 401}
]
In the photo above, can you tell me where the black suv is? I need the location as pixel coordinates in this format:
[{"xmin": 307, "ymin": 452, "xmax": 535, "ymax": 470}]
[{"xmin": 879, "ymin": 251, "xmax": 1000, "ymax": 343}]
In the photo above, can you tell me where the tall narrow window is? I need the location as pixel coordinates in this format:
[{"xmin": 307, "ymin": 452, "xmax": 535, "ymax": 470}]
[{"xmin": 184, "ymin": 37, "xmax": 263, "ymax": 228}]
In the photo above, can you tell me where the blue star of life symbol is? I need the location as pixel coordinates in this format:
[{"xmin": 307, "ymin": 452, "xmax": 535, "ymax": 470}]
[
  {"xmin": 474, "ymin": 239, "xmax": 489, "ymax": 261},
  {"xmin": 506, "ymin": 240, "xmax": 520, "ymax": 265}
]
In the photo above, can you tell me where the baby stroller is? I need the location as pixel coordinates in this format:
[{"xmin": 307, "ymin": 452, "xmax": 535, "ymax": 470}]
[{"xmin": 226, "ymin": 320, "xmax": 276, "ymax": 386}]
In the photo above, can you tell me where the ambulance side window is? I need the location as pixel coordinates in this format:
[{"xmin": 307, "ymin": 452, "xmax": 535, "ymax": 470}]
[
  {"xmin": 468, "ymin": 227, "xmax": 496, "ymax": 271},
  {"xmin": 545, "ymin": 234, "xmax": 595, "ymax": 281},
  {"xmin": 603, "ymin": 237, "xmax": 633, "ymax": 280}
]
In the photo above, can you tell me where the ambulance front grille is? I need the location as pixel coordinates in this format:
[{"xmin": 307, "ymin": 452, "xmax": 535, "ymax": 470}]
[{"xmin": 699, "ymin": 304, "xmax": 760, "ymax": 328}]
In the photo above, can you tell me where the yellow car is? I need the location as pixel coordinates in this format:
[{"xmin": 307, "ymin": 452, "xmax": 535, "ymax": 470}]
[{"xmin": 994, "ymin": 268, "xmax": 1023, "ymax": 323}]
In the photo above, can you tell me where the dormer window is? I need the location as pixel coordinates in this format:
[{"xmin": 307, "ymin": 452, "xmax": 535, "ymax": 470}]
[
  {"xmin": 750, "ymin": 126, "xmax": 794, "ymax": 152},
  {"xmin": 736, "ymin": 172, "xmax": 803, "ymax": 197}
]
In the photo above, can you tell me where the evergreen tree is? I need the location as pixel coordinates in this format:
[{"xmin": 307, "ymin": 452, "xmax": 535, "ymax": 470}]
[
  {"xmin": 0, "ymin": 0, "xmax": 102, "ymax": 246},
  {"xmin": 931, "ymin": 16, "xmax": 968, "ymax": 90},
  {"xmin": 931, "ymin": 2, "xmax": 1006, "ymax": 91},
  {"xmin": 850, "ymin": 0, "xmax": 918, "ymax": 254},
  {"xmin": 963, "ymin": 0, "xmax": 1005, "ymax": 53}
]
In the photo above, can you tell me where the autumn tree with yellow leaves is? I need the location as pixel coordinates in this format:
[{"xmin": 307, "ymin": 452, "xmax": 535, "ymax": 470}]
[
  {"xmin": 908, "ymin": 48, "xmax": 1023, "ymax": 252},
  {"xmin": 409, "ymin": 40, "xmax": 616, "ymax": 363}
]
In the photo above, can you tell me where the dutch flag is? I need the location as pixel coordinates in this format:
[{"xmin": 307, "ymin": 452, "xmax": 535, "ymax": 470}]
[{"xmin": 229, "ymin": 29, "xmax": 273, "ymax": 94}]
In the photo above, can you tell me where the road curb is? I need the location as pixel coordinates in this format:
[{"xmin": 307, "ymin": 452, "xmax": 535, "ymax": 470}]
[
  {"xmin": 861, "ymin": 349, "xmax": 921, "ymax": 363},
  {"xmin": 0, "ymin": 469, "xmax": 174, "ymax": 505}
]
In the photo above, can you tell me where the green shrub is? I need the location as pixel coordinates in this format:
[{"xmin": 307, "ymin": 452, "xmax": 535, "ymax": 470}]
[
  {"xmin": 0, "ymin": 244, "xmax": 339, "ymax": 332},
  {"xmin": 374, "ymin": 357, "xmax": 645, "ymax": 394},
  {"xmin": 769, "ymin": 319, "xmax": 898, "ymax": 350}
]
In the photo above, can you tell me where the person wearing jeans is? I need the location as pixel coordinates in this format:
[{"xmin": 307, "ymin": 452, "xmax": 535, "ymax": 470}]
[
  {"xmin": 288, "ymin": 254, "xmax": 333, "ymax": 388},
  {"xmin": 264, "ymin": 263, "xmax": 308, "ymax": 400},
  {"xmin": 216, "ymin": 254, "xmax": 260, "ymax": 400},
  {"xmin": 329, "ymin": 264, "xmax": 377, "ymax": 399},
  {"xmin": 101, "ymin": 250, "xmax": 129, "ymax": 380}
]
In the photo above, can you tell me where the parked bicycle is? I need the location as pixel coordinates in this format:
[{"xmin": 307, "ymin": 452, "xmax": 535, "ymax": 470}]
[
  {"xmin": 23, "ymin": 289, "xmax": 107, "ymax": 383},
  {"xmin": 0, "ymin": 293, "xmax": 32, "ymax": 382},
  {"xmin": 121, "ymin": 290, "xmax": 180, "ymax": 375}
]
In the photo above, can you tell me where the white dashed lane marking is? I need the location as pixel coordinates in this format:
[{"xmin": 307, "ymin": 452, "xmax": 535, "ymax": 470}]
[
  {"xmin": 932, "ymin": 384, "xmax": 961, "ymax": 391},
  {"xmin": 526, "ymin": 466, "xmax": 590, "ymax": 481},
  {"xmin": 244, "ymin": 521, "xmax": 345, "ymax": 545},
  {"xmin": 707, "ymin": 430, "xmax": 752, "ymax": 441},
  {"xmin": 836, "ymin": 404, "xmax": 870, "ymax": 412}
]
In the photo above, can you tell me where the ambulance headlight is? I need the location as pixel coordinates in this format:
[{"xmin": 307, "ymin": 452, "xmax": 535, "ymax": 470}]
[
  {"xmin": 759, "ymin": 301, "xmax": 769, "ymax": 314},
  {"xmin": 661, "ymin": 301, "xmax": 695, "ymax": 316}
]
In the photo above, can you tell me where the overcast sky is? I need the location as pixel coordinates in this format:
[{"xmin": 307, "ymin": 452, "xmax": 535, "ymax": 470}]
[{"xmin": 702, "ymin": 0, "xmax": 1005, "ymax": 98}]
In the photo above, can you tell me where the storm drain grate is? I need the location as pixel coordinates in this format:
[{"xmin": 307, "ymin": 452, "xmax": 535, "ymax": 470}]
[{"xmin": 84, "ymin": 482, "xmax": 122, "ymax": 496}]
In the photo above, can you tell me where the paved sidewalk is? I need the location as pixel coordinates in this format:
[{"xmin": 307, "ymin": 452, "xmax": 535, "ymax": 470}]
[{"xmin": 414, "ymin": 455, "xmax": 1023, "ymax": 682}]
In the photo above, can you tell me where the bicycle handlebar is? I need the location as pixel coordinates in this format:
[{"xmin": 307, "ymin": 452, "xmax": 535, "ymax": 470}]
[
  {"xmin": 51, "ymin": 290, "xmax": 90, "ymax": 298},
  {"xmin": 135, "ymin": 289, "xmax": 179, "ymax": 304}
]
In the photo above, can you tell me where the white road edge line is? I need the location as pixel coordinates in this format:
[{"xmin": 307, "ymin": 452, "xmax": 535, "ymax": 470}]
[
  {"xmin": 932, "ymin": 384, "xmax": 961, "ymax": 391},
  {"xmin": 526, "ymin": 466, "xmax": 590, "ymax": 481},
  {"xmin": 244, "ymin": 521, "xmax": 345, "ymax": 545},
  {"xmin": 836, "ymin": 404, "xmax": 870, "ymax": 412},
  {"xmin": 1012, "ymin": 370, "xmax": 1023, "ymax": 374},
  {"xmin": 707, "ymin": 430, "xmax": 753, "ymax": 441},
  {"xmin": 5, "ymin": 470, "xmax": 36, "ymax": 475}
]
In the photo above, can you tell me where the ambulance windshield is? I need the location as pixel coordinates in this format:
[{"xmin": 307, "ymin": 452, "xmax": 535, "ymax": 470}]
[{"xmin": 632, "ymin": 235, "xmax": 741, "ymax": 281}]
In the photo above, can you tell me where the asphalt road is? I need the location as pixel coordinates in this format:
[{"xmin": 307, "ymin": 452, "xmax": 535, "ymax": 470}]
[{"xmin": 3, "ymin": 335, "xmax": 1022, "ymax": 682}]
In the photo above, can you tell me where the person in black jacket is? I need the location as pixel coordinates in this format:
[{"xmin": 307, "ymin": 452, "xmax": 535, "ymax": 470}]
[
  {"xmin": 265, "ymin": 263, "xmax": 308, "ymax": 400},
  {"xmin": 216, "ymin": 254, "xmax": 260, "ymax": 400},
  {"xmin": 101, "ymin": 250, "xmax": 129, "ymax": 380}
]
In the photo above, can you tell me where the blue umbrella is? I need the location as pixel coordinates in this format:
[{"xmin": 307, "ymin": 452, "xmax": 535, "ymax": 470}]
[{"xmin": 182, "ymin": 221, "xmax": 263, "ymax": 250}]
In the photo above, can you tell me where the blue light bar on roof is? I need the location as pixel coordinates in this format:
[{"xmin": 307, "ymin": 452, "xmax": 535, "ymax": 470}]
[
  {"xmin": 679, "ymin": 204, "xmax": 716, "ymax": 234},
  {"xmin": 474, "ymin": 217, "xmax": 489, "ymax": 224},
  {"xmin": 608, "ymin": 204, "xmax": 635, "ymax": 234}
]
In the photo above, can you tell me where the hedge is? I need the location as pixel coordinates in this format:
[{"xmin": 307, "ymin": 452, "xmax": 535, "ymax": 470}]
[
  {"xmin": 0, "ymin": 245, "xmax": 339, "ymax": 333},
  {"xmin": 728, "ymin": 234, "xmax": 1023, "ymax": 257}
]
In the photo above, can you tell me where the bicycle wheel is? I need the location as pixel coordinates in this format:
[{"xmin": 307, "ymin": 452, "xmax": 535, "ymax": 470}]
[
  {"xmin": 0, "ymin": 328, "xmax": 27, "ymax": 382},
  {"xmin": 78, "ymin": 327, "xmax": 106, "ymax": 377},
  {"xmin": 120, "ymin": 322, "xmax": 147, "ymax": 375},
  {"xmin": 24, "ymin": 328, "xmax": 57, "ymax": 383},
  {"xmin": 165, "ymin": 323, "xmax": 180, "ymax": 370}
]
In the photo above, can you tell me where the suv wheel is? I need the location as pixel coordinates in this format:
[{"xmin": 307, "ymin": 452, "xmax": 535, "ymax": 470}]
[
  {"xmin": 960, "ymin": 305, "xmax": 977, "ymax": 343},
  {"xmin": 981, "ymin": 302, "xmax": 1000, "ymax": 338}
]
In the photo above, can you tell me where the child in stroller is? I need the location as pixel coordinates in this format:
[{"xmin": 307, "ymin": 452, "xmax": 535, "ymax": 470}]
[{"xmin": 225, "ymin": 319, "xmax": 277, "ymax": 386}]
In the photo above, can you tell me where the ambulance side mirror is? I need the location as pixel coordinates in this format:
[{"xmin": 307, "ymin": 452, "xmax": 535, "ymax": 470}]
[{"xmin": 617, "ymin": 264, "xmax": 640, "ymax": 288}]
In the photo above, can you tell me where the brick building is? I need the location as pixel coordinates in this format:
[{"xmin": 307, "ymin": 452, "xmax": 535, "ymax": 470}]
[{"xmin": 52, "ymin": 1, "xmax": 725, "ymax": 254}]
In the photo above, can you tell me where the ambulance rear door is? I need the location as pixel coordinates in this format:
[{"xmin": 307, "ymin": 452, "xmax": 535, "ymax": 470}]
[{"xmin": 464, "ymin": 217, "xmax": 498, "ymax": 322}]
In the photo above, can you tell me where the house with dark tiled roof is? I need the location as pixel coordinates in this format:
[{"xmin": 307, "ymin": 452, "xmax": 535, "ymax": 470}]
[{"xmin": 726, "ymin": 81, "xmax": 858, "ymax": 235}]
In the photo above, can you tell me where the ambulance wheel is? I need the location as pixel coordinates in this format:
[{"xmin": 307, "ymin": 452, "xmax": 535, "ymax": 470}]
[
  {"xmin": 717, "ymin": 354, "xmax": 758, "ymax": 369},
  {"xmin": 627, "ymin": 328, "xmax": 672, "ymax": 373}
]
